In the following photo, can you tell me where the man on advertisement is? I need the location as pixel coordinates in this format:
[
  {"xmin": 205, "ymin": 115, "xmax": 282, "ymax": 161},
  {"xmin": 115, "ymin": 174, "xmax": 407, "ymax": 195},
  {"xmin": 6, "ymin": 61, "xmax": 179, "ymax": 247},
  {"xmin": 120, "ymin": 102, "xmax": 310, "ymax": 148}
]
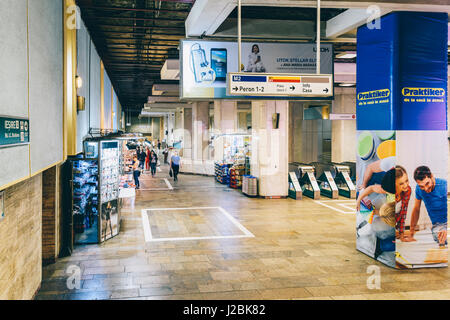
[{"xmin": 409, "ymin": 166, "xmax": 447, "ymax": 246}]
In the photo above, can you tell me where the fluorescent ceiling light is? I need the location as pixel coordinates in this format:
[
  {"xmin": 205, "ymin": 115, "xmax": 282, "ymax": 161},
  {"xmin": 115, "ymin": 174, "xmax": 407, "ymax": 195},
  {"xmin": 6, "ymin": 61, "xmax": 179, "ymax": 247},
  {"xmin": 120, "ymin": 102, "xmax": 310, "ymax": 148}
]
[
  {"xmin": 338, "ymin": 83, "xmax": 355, "ymax": 87},
  {"xmin": 336, "ymin": 52, "xmax": 357, "ymax": 59}
]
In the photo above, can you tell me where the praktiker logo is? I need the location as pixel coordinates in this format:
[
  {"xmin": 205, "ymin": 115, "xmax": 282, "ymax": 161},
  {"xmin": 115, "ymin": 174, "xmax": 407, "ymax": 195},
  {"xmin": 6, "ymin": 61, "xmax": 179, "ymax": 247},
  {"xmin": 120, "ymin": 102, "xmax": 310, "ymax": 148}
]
[
  {"xmin": 357, "ymin": 89, "xmax": 390, "ymax": 101},
  {"xmin": 402, "ymin": 87, "xmax": 445, "ymax": 97}
]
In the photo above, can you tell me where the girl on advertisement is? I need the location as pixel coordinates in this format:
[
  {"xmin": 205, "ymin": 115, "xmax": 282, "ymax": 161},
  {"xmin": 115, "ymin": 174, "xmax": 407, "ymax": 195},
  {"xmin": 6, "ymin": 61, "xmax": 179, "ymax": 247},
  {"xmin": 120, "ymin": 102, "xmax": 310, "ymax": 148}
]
[{"xmin": 246, "ymin": 44, "xmax": 266, "ymax": 73}]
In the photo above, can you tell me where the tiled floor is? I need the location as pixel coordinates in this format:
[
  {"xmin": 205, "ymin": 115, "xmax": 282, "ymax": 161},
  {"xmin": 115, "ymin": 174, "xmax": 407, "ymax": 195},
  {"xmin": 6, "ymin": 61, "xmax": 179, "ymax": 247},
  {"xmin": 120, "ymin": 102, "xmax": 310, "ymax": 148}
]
[{"xmin": 36, "ymin": 165, "xmax": 450, "ymax": 300}]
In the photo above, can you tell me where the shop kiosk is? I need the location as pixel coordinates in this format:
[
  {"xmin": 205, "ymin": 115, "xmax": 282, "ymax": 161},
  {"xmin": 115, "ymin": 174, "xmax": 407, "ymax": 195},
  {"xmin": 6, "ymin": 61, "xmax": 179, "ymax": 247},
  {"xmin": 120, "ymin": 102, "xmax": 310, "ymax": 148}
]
[{"xmin": 66, "ymin": 139, "xmax": 121, "ymax": 248}]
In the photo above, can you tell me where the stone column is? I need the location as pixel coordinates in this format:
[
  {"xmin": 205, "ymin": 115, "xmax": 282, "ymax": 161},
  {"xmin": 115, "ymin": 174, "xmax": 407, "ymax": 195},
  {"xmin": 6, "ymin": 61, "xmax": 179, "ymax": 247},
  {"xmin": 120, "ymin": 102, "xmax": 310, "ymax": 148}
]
[
  {"xmin": 192, "ymin": 102, "xmax": 211, "ymax": 174},
  {"xmin": 213, "ymin": 100, "xmax": 238, "ymax": 162},
  {"xmin": 183, "ymin": 107, "xmax": 193, "ymax": 160},
  {"xmin": 167, "ymin": 113, "xmax": 175, "ymax": 147},
  {"xmin": 251, "ymin": 100, "xmax": 289, "ymax": 197},
  {"xmin": 331, "ymin": 87, "xmax": 356, "ymax": 163},
  {"xmin": 173, "ymin": 107, "xmax": 184, "ymax": 148}
]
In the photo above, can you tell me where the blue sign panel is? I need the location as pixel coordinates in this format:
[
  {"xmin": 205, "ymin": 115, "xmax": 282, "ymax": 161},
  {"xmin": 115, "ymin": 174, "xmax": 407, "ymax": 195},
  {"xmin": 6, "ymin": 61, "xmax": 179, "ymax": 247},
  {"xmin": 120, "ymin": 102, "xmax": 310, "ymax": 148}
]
[
  {"xmin": 0, "ymin": 116, "xmax": 30, "ymax": 147},
  {"xmin": 356, "ymin": 12, "xmax": 448, "ymax": 131},
  {"xmin": 397, "ymin": 12, "xmax": 448, "ymax": 131},
  {"xmin": 356, "ymin": 13, "xmax": 398, "ymax": 130},
  {"xmin": 232, "ymin": 75, "xmax": 267, "ymax": 82}
]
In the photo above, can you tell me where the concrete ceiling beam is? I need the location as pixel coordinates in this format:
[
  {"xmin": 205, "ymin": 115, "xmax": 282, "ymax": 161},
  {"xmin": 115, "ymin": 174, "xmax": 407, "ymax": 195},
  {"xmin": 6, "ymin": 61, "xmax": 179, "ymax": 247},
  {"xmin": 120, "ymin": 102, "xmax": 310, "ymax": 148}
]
[
  {"xmin": 214, "ymin": 18, "xmax": 324, "ymax": 40},
  {"xmin": 326, "ymin": 8, "xmax": 392, "ymax": 39},
  {"xmin": 147, "ymin": 96, "xmax": 181, "ymax": 103},
  {"xmin": 186, "ymin": 0, "xmax": 236, "ymax": 37}
]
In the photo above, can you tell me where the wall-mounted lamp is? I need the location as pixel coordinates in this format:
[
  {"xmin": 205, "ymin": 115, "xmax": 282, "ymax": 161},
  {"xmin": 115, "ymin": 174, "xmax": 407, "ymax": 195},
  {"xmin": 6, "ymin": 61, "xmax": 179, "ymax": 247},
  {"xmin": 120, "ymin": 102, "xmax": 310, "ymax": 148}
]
[
  {"xmin": 77, "ymin": 96, "xmax": 85, "ymax": 111},
  {"xmin": 75, "ymin": 75, "xmax": 83, "ymax": 89}
]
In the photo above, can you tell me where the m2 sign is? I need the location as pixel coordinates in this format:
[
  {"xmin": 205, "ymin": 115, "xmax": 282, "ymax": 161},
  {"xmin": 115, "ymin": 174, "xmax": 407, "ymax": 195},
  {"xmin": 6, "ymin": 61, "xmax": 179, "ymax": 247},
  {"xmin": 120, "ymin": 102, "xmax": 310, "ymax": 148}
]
[
  {"xmin": 180, "ymin": 39, "xmax": 333, "ymax": 100},
  {"xmin": 0, "ymin": 116, "xmax": 30, "ymax": 148}
]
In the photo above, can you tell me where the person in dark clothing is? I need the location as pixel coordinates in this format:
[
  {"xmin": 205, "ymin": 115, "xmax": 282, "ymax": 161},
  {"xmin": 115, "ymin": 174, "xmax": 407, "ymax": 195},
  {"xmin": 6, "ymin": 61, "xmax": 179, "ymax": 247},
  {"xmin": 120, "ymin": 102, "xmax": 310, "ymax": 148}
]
[
  {"xmin": 150, "ymin": 150, "xmax": 158, "ymax": 177},
  {"xmin": 145, "ymin": 147, "xmax": 151, "ymax": 172},
  {"xmin": 132, "ymin": 156, "xmax": 141, "ymax": 189},
  {"xmin": 138, "ymin": 147, "xmax": 146, "ymax": 169},
  {"xmin": 158, "ymin": 140, "xmax": 161, "ymax": 150},
  {"xmin": 170, "ymin": 151, "xmax": 181, "ymax": 182},
  {"xmin": 163, "ymin": 147, "xmax": 169, "ymax": 164}
]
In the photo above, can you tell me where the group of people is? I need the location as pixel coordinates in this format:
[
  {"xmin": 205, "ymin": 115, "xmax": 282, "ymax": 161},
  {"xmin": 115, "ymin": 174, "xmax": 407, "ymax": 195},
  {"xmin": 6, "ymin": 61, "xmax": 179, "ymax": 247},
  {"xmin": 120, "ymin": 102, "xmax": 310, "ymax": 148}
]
[
  {"xmin": 131, "ymin": 142, "xmax": 182, "ymax": 189},
  {"xmin": 357, "ymin": 156, "xmax": 447, "ymax": 247}
]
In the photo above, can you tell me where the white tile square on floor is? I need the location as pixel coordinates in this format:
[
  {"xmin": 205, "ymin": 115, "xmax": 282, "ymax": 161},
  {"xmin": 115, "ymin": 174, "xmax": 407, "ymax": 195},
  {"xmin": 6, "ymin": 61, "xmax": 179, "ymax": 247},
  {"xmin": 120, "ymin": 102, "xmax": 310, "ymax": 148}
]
[{"xmin": 141, "ymin": 207, "xmax": 255, "ymax": 242}]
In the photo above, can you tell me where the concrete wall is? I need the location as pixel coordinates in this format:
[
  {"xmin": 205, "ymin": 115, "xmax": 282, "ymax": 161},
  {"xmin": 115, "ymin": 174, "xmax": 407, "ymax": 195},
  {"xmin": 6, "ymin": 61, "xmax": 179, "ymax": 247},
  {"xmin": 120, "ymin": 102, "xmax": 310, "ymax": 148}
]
[
  {"xmin": 103, "ymin": 72, "xmax": 112, "ymax": 130},
  {"xmin": 0, "ymin": 174, "xmax": 42, "ymax": 300},
  {"xmin": 0, "ymin": 0, "xmax": 63, "ymax": 188},
  {"xmin": 289, "ymin": 102, "xmax": 304, "ymax": 163},
  {"xmin": 332, "ymin": 87, "xmax": 357, "ymax": 163},
  {"xmin": 128, "ymin": 116, "xmax": 162, "ymax": 140},
  {"xmin": 89, "ymin": 42, "xmax": 101, "ymax": 130},
  {"xmin": 112, "ymin": 91, "xmax": 118, "ymax": 130},
  {"xmin": 252, "ymin": 100, "xmax": 289, "ymax": 197},
  {"xmin": 0, "ymin": 0, "xmax": 64, "ymax": 300},
  {"xmin": 76, "ymin": 20, "xmax": 90, "ymax": 153}
]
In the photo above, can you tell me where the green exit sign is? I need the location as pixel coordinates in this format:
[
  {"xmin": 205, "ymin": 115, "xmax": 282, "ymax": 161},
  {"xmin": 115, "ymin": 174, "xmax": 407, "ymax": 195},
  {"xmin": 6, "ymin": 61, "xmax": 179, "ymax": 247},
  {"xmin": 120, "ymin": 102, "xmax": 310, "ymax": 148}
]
[{"xmin": 0, "ymin": 116, "xmax": 30, "ymax": 148}]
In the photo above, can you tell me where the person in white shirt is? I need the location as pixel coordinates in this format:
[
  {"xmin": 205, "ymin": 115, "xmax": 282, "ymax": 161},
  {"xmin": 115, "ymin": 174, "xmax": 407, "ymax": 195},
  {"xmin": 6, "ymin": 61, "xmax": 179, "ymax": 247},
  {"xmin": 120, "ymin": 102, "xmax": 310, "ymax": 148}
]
[{"xmin": 246, "ymin": 44, "xmax": 266, "ymax": 73}]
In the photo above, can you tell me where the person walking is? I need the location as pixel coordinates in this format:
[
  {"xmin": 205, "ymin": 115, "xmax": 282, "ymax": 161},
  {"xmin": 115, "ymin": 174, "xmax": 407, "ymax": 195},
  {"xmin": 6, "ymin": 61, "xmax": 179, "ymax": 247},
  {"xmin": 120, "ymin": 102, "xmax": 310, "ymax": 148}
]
[
  {"xmin": 170, "ymin": 150, "xmax": 181, "ymax": 182},
  {"xmin": 158, "ymin": 140, "xmax": 161, "ymax": 150},
  {"xmin": 163, "ymin": 147, "xmax": 169, "ymax": 164},
  {"xmin": 132, "ymin": 156, "xmax": 141, "ymax": 189},
  {"xmin": 150, "ymin": 150, "xmax": 158, "ymax": 177},
  {"xmin": 138, "ymin": 146, "xmax": 146, "ymax": 170},
  {"xmin": 145, "ymin": 147, "xmax": 151, "ymax": 172}
]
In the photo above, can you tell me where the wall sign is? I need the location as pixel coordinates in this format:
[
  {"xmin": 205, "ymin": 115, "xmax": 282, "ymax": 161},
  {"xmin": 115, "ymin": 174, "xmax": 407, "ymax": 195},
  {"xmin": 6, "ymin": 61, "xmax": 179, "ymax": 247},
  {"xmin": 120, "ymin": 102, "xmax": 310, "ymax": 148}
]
[
  {"xmin": 0, "ymin": 116, "xmax": 30, "ymax": 148},
  {"xmin": 329, "ymin": 113, "xmax": 356, "ymax": 120}
]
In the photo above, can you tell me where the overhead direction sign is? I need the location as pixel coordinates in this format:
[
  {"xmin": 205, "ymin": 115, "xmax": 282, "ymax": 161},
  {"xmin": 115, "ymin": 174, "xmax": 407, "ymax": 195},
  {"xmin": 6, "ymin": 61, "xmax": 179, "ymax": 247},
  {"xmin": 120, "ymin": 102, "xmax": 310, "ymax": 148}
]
[
  {"xmin": 228, "ymin": 73, "xmax": 333, "ymax": 97},
  {"xmin": 330, "ymin": 113, "xmax": 356, "ymax": 120}
]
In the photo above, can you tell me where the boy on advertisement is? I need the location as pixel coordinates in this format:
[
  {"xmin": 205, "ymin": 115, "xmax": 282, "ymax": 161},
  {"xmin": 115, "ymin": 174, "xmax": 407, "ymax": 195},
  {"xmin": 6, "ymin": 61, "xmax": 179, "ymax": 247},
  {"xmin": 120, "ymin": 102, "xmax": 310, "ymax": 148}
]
[{"xmin": 409, "ymin": 166, "xmax": 447, "ymax": 246}]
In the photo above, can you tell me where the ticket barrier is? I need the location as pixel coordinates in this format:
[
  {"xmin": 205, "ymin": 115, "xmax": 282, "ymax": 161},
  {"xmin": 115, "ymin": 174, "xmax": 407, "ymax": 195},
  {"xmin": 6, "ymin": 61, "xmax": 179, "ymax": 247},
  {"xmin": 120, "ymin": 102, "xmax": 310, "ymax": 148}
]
[
  {"xmin": 290, "ymin": 163, "xmax": 320, "ymax": 200},
  {"xmin": 288, "ymin": 172, "xmax": 302, "ymax": 200},
  {"xmin": 339, "ymin": 161, "xmax": 356, "ymax": 183},
  {"xmin": 331, "ymin": 163, "xmax": 356, "ymax": 199},
  {"xmin": 309, "ymin": 162, "xmax": 339, "ymax": 199}
]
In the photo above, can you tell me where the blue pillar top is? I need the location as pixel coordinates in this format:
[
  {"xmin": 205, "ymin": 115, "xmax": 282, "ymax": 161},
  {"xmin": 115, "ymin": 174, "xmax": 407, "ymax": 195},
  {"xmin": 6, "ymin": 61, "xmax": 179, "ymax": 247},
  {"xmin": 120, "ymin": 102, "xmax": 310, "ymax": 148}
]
[{"xmin": 356, "ymin": 12, "xmax": 448, "ymax": 131}]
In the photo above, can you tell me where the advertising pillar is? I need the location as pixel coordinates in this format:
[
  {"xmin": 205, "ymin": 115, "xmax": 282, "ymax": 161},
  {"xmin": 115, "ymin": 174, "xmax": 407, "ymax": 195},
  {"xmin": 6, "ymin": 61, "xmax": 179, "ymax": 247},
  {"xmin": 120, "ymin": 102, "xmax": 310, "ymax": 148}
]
[{"xmin": 356, "ymin": 12, "xmax": 448, "ymax": 268}]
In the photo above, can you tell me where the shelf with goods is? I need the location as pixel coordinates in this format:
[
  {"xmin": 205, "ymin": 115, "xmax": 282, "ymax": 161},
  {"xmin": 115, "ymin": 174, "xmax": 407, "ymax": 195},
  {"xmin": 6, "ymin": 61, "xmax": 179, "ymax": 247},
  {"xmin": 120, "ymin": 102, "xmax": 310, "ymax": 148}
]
[
  {"xmin": 215, "ymin": 162, "xmax": 232, "ymax": 185},
  {"xmin": 72, "ymin": 159, "xmax": 99, "ymax": 237},
  {"xmin": 229, "ymin": 165, "xmax": 245, "ymax": 189}
]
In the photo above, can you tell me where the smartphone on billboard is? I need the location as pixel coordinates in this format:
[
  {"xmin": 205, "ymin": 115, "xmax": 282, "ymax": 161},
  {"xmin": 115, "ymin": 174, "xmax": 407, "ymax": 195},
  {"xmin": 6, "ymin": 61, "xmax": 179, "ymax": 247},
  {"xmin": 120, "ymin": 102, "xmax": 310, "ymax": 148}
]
[
  {"xmin": 210, "ymin": 48, "xmax": 227, "ymax": 82},
  {"xmin": 191, "ymin": 46, "xmax": 207, "ymax": 83}
]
